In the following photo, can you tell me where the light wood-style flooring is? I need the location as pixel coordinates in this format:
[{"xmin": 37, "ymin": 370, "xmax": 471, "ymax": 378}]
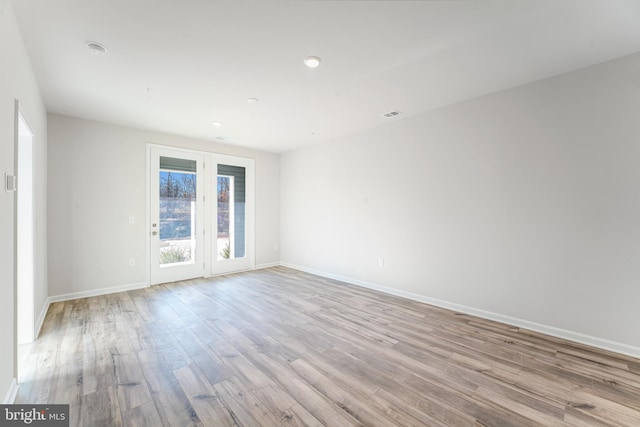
[{"xmin": 17, "ymin": 267, "xmax": 640, "ymax": 426}]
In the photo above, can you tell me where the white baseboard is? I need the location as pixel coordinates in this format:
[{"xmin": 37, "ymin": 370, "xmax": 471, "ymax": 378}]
[
  {"xmin": 204, "ymin": 263, "xmax": 280, "ymax": 278},
  {"xmin": 281, "ymin": 262, "xmax": 640, "ymax": 360},
  {"xmin": 254, "ymin": 262, "xmax": 280, "ymax": 270},
  {"xmin": 34, "ymin": 297, "xmax": 50, "ymax": 339},
  {"xmin": 48, "ymin": 281, "xmax": 149, "ymax": 304},
  {"xmin": 3, "ymin": 378, "xmax": 18, "ymax": 404}
]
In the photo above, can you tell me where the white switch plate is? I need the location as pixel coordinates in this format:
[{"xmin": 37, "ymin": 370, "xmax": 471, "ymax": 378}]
[{"xmin": 5, "ymin": 174, "xmax": 16, "ymax": 192}]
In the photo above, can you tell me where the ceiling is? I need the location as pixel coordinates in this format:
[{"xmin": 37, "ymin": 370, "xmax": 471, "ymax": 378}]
[{"xmin": 12, "ymin": 0, "xmax": 640, "ymax": 153}]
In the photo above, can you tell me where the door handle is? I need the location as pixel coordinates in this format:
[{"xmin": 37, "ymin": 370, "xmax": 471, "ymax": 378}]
[{"xmin": 152, "ymin": 231, "xmax": 158, "ymax": 235}]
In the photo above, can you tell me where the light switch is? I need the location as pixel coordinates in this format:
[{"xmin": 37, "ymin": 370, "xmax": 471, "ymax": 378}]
[{"xmin": 5, "ymin": 174, "xmax": 16, "ymax": 192}]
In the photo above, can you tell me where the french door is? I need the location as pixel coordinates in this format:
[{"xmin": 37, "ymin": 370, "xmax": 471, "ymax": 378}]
[
  {"xmin": 148, "ymin": 146, "xmax": 254, "ymax": 285},
  {"xmin": 149, "ymin": 147, "xmax": 205, "ymax": 284},
  {"xmin": 212, "ymin": 154, "xmax": 255, "ymax": 275}
]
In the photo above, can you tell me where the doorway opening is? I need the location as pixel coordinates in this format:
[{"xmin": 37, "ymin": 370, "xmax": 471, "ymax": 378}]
[{"xmin": 16, "ymin": 107, "xmax": 35, "ymax": 380}]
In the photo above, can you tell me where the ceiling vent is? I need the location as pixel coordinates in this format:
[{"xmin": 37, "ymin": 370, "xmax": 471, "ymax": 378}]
[{"xmin": 383, "ymin": 110, "xmax": 401, "ymax": 118}]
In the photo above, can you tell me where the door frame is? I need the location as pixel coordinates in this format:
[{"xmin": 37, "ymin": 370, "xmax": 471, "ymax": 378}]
[
  {"xmin": 148, "ymin": 146, "xmax": 205, "ymax": 285},
  {"xmin": 146, "ymin": 144, "xmax": 255, "ymax": 285},
  {"xmin": 14, "ymin": 101, "xmax": 36, "ymax": 381},
  {"xmin": 211, "ymin": 153, "xmax": 255, "ymax": 275}
]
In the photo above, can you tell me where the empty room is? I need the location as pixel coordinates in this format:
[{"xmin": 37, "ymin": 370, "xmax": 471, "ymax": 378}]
[{"xmin": 2, "ymin": 0, "xmax": 640, "ymax": 425}]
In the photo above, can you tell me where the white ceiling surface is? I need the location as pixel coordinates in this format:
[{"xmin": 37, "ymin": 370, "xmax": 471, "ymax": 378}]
[{"xmin": 12, "ymin": 1, "xmax": 640, "ymax": 153}]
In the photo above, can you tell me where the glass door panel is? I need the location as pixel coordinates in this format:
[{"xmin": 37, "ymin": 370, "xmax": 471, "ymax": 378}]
[
  {"xmin": 150, "ymin": 148, "xmax": 204, "ymax": 284},
  {"xmin": 212, "ymin": 155, "xmax": 254, "ymax": 274},
  {"xmin": 217, "ymin": 165, "xmax": 246, "ymax": 261},
  {"xmin": 159, "ymin": 162, "xmax": 197, "ymax": 266}
]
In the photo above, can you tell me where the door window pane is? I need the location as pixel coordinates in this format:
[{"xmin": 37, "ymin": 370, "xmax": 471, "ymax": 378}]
[
  {"xmin": 217, "ymin": 165, "xmax": 246, "ymax": 260},
  {"xmin": 159, "ymin": 157, "xmax": 197, "ymax": 266}
]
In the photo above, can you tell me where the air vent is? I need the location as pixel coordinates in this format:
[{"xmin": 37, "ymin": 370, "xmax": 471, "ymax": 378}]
[
  {"xmin": 383, "ymin": 110, "xmax": 401, "ymax": 118},
  {"xmin": 215, "ymin": 136, "xmax": 225, "ymax": 141}
]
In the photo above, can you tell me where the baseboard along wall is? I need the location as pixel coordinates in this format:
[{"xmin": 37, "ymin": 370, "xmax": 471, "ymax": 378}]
[{"xmin": 280, "ymin": 262, "xmax": 640, "ymax": 360}]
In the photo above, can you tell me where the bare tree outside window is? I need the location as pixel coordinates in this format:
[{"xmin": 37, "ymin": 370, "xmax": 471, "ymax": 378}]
[{"xmin": 159, "ymin": 171, "xmax": 197, "ymax": 263}]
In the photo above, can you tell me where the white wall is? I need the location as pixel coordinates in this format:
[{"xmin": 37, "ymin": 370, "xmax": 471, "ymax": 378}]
[
  {"xmin": 48, "ymin": 114, "xmax": 280, "ymax": 297},
  {"xmin": 281, "ymin": 52, "xmax": 640, "ymax": 354},
  {"xmin": 0, "ymin": 1, "xmax": 47, "ymax": 400}
]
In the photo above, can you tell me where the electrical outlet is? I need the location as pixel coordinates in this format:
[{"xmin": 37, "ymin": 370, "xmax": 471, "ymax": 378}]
[{"xmin": 129, "ymin": 258, "xmax": 135, "ymax": 267}]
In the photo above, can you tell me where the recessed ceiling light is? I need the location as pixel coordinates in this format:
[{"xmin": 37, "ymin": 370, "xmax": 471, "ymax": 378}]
[
  {"xmin": 87, "ymin": 41, "xmax": 107, "ymax": 55},
  {"xmin": 304, "ymin": 56, "xmax": 321, "ymax": 68},
  {"xmin": 212, "ymin": 121, "xmax": 223, "ymax": 127},
  {"xmin": 247, "ymin": 97, "xmax": 259, "ymax": 104}
]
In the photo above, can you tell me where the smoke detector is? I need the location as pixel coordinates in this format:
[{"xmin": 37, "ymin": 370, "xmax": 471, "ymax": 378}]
[{"xmin": 87, "ymin": 42, "xmax": 107, "ymax": 55}]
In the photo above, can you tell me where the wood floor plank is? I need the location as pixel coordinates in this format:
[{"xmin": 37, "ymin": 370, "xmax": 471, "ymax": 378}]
[
  {"xmin": 298, "ymin": 348, "xmax": 380, "ymax": 401},
  {"xmin": 289, "ymin": 357, "xmax": 401, "ymax": 427},
  {"xmin": 16, "ymin": 267, "xmax": 640, "ymax": 426},
  {"xmin": 121, "ymin": 401, "xmax": 163, "ymax": 427},
  {"xmin": 366, "ymin": 387, "xmax": 455, "ymax": 427},
  {"xmin": 173, "ymin": 363, "xmax": 237, "ymax": 427},
  {"xmin": 473, "ymin": 386, "xmax": 568, "ymax": 426},
  {"xmin": 136, "ymin": 349, "xmax": 200, "ymax": 427},
  {"xmin": 81, "ymin": 386, "xmax": 123, "ymax": 427},
  {"xmin": 212, "ymin": 377, "xmax": 272, "ymax": 427},
  {"xmin": 112, "ymin": 353, "xmax": 153, "ymax": 413},
  {"xmin": 279, "ymin": 403, "xmax": 324, "ymax": 427},
  {"xmin": 242, "ymin": 351, "xmax": 361, "ymax": 426},
  {"xmin": 173, "ymin": 329, "xmax": 232, "ymax": 386}
]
